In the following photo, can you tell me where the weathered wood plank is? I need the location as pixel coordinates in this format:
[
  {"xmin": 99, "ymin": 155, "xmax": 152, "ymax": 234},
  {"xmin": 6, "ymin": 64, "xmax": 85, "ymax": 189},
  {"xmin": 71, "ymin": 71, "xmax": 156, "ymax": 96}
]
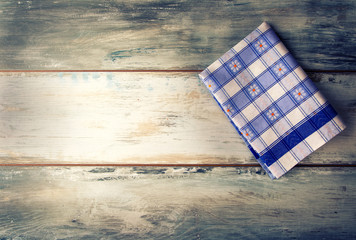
[
  {"xmin": 0, "ymin": 167, "xmax": 355, "ymax": 239},
  {"xmin": 0, "ymin": 0, "xmax": 355, "ymax": 70},
  {"xmin": 0, "ymin": 72, "xmax": 355, "ymax": 164}
]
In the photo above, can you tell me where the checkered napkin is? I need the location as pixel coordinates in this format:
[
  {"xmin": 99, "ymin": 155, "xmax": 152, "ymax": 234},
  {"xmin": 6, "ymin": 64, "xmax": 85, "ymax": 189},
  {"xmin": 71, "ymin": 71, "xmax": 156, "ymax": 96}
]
[{"xmin": 199, "ymin": 22, "xmax": 346, "ymax": 179}]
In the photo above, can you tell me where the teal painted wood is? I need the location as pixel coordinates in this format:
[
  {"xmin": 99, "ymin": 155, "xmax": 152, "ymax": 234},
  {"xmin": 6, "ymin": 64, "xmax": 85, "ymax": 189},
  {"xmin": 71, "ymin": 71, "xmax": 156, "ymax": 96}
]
[
  {"xmin": 0, "ymin": 72, "xmax": 354, "ymax": 165},
  {"xmin": 0, "ymin": 167, "xmax": 355, "ymax": 239},
  {"xmin": 0, "ymin": 0, "xmax": 355, "ymax": 70}
]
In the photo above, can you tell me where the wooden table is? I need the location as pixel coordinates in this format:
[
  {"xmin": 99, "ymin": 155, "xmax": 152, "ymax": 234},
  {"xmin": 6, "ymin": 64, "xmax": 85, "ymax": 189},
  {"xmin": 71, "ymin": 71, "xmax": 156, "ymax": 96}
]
[{"xmin": 0, "ymin": 0, "xmax": 355, "ymax": 238}]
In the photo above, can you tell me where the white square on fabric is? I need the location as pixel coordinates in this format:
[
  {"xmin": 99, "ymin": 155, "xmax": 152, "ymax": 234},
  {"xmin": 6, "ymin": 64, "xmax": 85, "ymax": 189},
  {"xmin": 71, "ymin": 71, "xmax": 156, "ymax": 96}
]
[
  {"xmin": 249, "ymin": 59, "xmax": 266, "ymax": 77},
  {"xmin": 299, "ymin": 97, "xmax": 319, "ymax": 115},
  {"xmin": 232, "ymin": 113, "xmax": 248, "ymax": 129},
  {"xmin": 318, "ymin": 120, "xmax": 340, "ymax": 141},
  {"xmin": 313, "ymin": 91, "xmax": 327, "ymax": 106},
  {"xmin": 237, "ymin": 69, "xmax": 254, "ymax": 87},
  {"xmin": 246, "ymin": 30, "xmax": 261, "ymax": 43},
  {"xmin": 254, "ymin": 94, "xmax": 272, "ymax": 111},
  {"xmin": 207, "ymin": 60, "xmax": 222, "ymax": 73},
  {"xmin": 242, "ymin": 103, "xmax": 260, "ymax": 121},
  {"xmin": 305, "ymin": 132, "xmax": 326, "ymax": 150},
  {"xmin": 214, "ymin": 89, "xmax": 229, "ymax": 103},
  {"xmin": 333, "ymin": 115, "xmax": 346, "ymax": 130},
  {"xmin": 286, "ymin": 107, "xmax": 305, "ymax": 126},
  {"xmin": 273, "ymin": 118, "xmax": 291, "ymax": 136},
  {"xmin": 291, "ymin": 141, "xmax": 311, "ymax": 161},
  {"xmin": 268, "ymin": 162, "xmax": 285, "ymax": 179},
  {"xmin": 278, "ymin": 152, "xmax": 297, "ymax": 169},
  {"xmin": 280, "ymin": 72, "xmax": 300, "ymax": 90},
  {"xmin": 294, "ymin": 66, "xmax": 308, "ymax": 81},
  {"xmin": 260, "ymin": 128, "xmax": 278, "ymax": 146},
  {"xmin": 224, "ymin": 79, "xmax": 241, "ymax": 97},
  {"xmin": 199, "ymin": 70, "xmax": 209, "ymax": 79},
  {"xmin": 261, "ymin": 48, "xmax": 280, "ymax": 67},
  {"xmin": 251, "ymin": 137, "xmax": 266, "ymax": 154},
  {"xmin": 232, "ymin": 40, "xmax": 248, "ymax": 53},
  {"xmin": 221, "ymin": 50, "xmax": 236, "ymax": 63},
  {"xmin": 274, "ymin": 42, "xmax": 289, "ymax": 57},
  {"xmin": 257, "ymin": 22, "xmax": 271, "ymax": 33},
  {"xmin": 267, "ymin": 83, "xmax": 285, "ymax": 101}
]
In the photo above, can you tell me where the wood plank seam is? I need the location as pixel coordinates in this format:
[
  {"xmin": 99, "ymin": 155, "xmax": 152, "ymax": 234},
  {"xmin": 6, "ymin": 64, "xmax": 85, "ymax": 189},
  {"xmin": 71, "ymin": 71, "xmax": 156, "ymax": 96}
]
[{"xmin": 0, "ymin": 164, "xmax": 355, "ymax": 167}]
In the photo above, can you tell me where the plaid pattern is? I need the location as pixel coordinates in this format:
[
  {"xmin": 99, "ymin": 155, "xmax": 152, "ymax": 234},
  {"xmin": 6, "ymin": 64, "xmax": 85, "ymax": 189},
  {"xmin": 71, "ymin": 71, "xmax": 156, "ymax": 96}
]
[{"xmin": 199, "ymin": 22, "xmax": 346, "ymax": 179}]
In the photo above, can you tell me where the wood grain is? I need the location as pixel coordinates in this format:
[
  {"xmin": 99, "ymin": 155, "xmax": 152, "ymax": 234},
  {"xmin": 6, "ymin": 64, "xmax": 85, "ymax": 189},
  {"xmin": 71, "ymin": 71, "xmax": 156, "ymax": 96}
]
[
  {"xmin": 0, "ymin": 0, "xmax": 355, "ymax": 70},
  {"xmin": 0, "ymin": 167, "xmax": 355, "ymax": 239},
  {"xmin": 0, "ymin": 1, "xmax": 355, "ymax": 239},
  {"xmin": 0, "ymin": 72, "xmax": 354, "ymax": 165}
]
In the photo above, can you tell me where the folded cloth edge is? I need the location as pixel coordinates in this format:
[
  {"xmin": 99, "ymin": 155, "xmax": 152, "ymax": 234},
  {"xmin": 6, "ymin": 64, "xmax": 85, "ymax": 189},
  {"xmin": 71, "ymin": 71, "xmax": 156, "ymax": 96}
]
[{"xmin": 198, "ymin": 21, "xmax": 346, "ymax": 179}]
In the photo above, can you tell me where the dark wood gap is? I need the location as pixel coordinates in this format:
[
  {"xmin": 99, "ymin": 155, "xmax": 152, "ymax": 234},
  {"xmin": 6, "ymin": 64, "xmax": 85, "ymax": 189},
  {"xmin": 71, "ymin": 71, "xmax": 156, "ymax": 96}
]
[
  {"xmin": 0, "ymin": 163, "xmax": 355, "ymax": 167},
  {"xmin": 0, "ymin": 70, "xmax": 355, "ymax": 73}
]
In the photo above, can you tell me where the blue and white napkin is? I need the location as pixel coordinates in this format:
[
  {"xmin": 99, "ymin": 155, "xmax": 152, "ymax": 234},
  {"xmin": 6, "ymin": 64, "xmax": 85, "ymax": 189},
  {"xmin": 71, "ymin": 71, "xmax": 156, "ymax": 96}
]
[{"xmin": 199, "ymin": 22, "xmax": 346, "ymax": 179}]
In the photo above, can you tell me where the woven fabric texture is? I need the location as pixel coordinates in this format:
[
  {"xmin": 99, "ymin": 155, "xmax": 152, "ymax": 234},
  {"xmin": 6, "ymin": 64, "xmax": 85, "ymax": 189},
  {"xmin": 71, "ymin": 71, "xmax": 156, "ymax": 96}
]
[{"xmin": 199, "ymin": 22, "xmax": 346, "ymax": 179}]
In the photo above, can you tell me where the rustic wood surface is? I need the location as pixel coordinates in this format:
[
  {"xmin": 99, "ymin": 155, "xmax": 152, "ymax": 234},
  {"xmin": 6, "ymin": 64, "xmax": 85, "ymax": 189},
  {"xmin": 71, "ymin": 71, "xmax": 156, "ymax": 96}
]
[
  {"xmin": 0, "ymin": 167, "xmax": 355, "ymax": 239},
  {"xmin": 0, "ymin": 72, "xmax": 354, "ymax": 165},
  {"xmin": 0, "ymin": 0, "xmax": 356, "ymax": 70},
  {"xmin": 0, "ymin": 0, "xmax": 355, "ymax": 239}
]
